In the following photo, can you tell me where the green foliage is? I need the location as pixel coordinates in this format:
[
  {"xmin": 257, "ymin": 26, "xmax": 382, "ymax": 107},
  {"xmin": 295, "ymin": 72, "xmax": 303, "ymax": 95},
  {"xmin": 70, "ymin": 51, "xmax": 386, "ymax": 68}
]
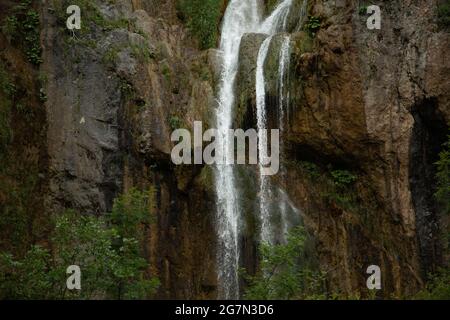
[
  {"xmin": 305, "ymin": 16, "xmax": 321, "ymax": 36},
  {"xmin": 0, "ymin": 245, "xmax": 52, "ymax": 299},
  {"xmin": 330, "ymin": 170, "xmax": 358, "ymax": 188},
  {"xmin": 176, "ymin": 0, "xmax": 223, "ymax": 49},
  {"xmin": 243, "ymin": 227, "xmax": 327, "ymax": 300},
  {"xmin": 169, "ymin": 116, "xmax": 183, "ymax": 131},
  {"xmin": 293, "ymin": 160, "xmax": 362, "ymax": 213},
  {"xmin": 297, "ymin": 161, "xmax": 320, "ymax": 179},
  {"xmin": 119, "ymin": 78, "xmax": 135, "ymax": 98},
  {"xmin": 435, "ymin": 131, "xmax": 450, "ymax": 215},
  {"xmin": 414, "ymin": 268, "xmax": 450, "ymax": 300},
  {"xmin": 0, "ymin": 189, "xmax": 159, "ymax": 300},
  {"xmin": 437, "ymin": 1, "xmax": 450, "ymax": 28},
  {"xmin": 130, "ymin": 43, "xmax": 155, "ymax": 63},
  {"xmin": 2, "ymin": 0, "xmax": 42, "ymax": 65},
  {"xmin": 359, "ymin": 5, "xmax": 368, "ymax": 15}
]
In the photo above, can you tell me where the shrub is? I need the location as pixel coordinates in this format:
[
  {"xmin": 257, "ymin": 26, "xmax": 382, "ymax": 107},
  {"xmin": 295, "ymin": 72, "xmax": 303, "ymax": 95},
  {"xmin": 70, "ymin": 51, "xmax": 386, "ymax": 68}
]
[
  {"xmin": 305, "ymin": 16, "xmax": 321, "ymax": 36},
  {"xmin": 243, "ymin": 227, "xmax": 327, "ymax": 300},
  {"xmin": 298, "ymin": 161, "xmax": 321, "ymax": 179},
  {"xmin": 2, "ymin": 0, "xmax": 42, "ymax": 65},
  {"xmin": 330, "ymin": 170, "xmax": 358, "ymax": 188},
  {"xmin": 176, "ymin": 0, "xmax": 223, "ymax": 49},
  {"xmin": 414, "ymin": 268, "xmax": 450, "ymax": 300},
  {"xmin": 0, "ymin": 188, "xmax": 159, "ymax": 300}
]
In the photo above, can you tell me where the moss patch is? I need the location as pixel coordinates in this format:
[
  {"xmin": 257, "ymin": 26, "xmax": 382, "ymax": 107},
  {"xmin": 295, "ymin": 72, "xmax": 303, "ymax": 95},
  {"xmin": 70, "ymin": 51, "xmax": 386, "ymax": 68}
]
[{"xmin": 176, "ymin": 0, "xmax": 224, "ymax": 49}]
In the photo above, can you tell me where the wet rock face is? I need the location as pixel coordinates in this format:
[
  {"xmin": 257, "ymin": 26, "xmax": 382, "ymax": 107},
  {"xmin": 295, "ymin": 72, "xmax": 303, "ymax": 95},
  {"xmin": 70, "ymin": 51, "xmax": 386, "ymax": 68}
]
[
  {"xmin": 41, "ymin": 0, "xmax": 217, "ymax": 298},
  {"xmin": 410, "ymin": 98, "xmax": 447, "ymax": 276},
  {"xmin": 33, "ymin": 0, "xmax": 448, "ymax": 299},
  {"xmin": 43, "ymin": 26, "xmax": 124, "ymax": 214},
  {"xmin": 234, "ymin": 0, "xmax": 449, "ymax": 297},
  {"xmin": 288, "ymin": 2, "xmax": 450, "ymax": 293}
]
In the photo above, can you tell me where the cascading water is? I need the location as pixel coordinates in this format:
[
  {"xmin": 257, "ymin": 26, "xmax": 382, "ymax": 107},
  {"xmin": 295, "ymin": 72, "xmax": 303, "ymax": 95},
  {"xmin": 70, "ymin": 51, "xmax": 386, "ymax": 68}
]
[
  {"xmin": 255, "ymin": 0, "xmax": 294, "ymax": 245},
  {"xmin": 277, "ymin": 35, "xmax": 292, "ymax": 240},
  {"xmin": 256, "ymin": 36, "xmax": 274, "ymax": 244},
  {"xmin": 278, "ymin": 35, "xmax": 291, "ymax": 132},
  {"xmin": 215, "ymin": 0, "xmax": 299, "ymax": 298},
  {"xmin": 215, "ymin": 0, "xmax": 260, "ymax": 299}
]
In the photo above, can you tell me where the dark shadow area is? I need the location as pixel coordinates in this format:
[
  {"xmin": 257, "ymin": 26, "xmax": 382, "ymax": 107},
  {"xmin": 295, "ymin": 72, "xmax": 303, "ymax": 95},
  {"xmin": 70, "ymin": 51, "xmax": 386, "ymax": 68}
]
[{"xmin": 409, "ymin": 98, "xmax": 448, "ymax": 277}]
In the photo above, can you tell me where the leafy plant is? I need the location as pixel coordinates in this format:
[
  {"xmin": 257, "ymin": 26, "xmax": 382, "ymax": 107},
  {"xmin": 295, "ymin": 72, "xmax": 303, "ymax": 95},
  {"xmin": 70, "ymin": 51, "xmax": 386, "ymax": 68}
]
[
  {"xmin": 176, "ymin": 0, "xmax": 223, "ymax": 49},
  {"xmin": 414, "ymin": 268, "xmax": 450, "ymax": 300},
  {"xmin": 0, "ymin": 189, "xmax": 159, "ymax": 300},
  {"xmin": 305, "ymin": 16, "xmax": 321, "ymax": 36},
  {"xmin": 243, "ymin": 227, "xmax": 327, "ymax": 300},
  {"xmin": 169, "ymin": 116, "xmax": 183, "ymax": 131},
  {"xmin": 330, "ymin": 170, "xmax": 358, "ymax": 188},
  {"xmin": 2, "ymin": 0, "xmax": 42, "ymax": 65},
  {"xmin": 298, "ymin": 161, "xmax": 321, "ymax": 179}
]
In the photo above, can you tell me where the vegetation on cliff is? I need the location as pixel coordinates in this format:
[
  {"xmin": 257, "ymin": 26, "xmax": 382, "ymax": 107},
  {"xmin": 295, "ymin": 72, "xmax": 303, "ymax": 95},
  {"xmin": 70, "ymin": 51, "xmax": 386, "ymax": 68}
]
[
  {"xmin": 2, "ymin": 0, "xmax": 42, "ymax": 65},
  {"xmin": 0, "ymin": 189, "xmax": 159, "ymax": 299},
  {"xmin": 176, "ymin": 0, "xmax": 224, "ymax": 49},
  {"xmin": 437, "ymin": 1, "xmax": 450, "ymax": 28},
  {"xmin": 243, "ymin": 227, "xmax": 327, "ymax": 300}
]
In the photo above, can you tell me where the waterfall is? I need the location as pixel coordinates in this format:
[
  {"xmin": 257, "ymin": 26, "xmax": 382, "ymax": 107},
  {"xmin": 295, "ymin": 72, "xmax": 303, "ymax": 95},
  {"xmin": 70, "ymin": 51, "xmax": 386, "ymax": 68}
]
[
  {"xmin": 215, "ymin": 0, "xmax": 260, "ymax": 299},
  {"xmin": 278, "ymin": 35, "xmax": 291, "ymax": 131},
  {"xmin": 215, "ymin": 0, "xmax": 296, "ymax": 298},
  {"xmin": 255, "ymin": 0, "xmax": 294, "ymax": 245},
  {"xmin": 259, "ymin": 0, "xmax": 293, "ymax": 34},
  {"xmin": 277, "ymin": 35, "xmax": 291, "ymax": 240},
  {"xmin": 256, "ymin": 36, "xmax": 273, "ymax": 244}
]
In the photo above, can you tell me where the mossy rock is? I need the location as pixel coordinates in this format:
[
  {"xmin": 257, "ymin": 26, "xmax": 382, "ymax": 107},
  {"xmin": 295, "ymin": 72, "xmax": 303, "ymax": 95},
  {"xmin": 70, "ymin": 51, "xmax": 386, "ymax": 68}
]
[{"xmin": 234, "ymin": 33, "xmax": 267, "ymax": 128}]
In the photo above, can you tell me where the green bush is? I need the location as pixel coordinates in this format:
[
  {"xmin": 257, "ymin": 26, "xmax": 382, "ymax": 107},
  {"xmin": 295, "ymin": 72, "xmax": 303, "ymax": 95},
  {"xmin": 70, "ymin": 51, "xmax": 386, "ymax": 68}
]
[
  {"xmin": 298, "ymin": 161, "xmax": 321, "ymax": 179},
  {"xmin": 305, "ymin": 16, "xmax": 321, "ymax": 36},
  {"xmin": 330, "ymin": 170, "xmax": 358, "ymax": 188},
  {"xmin": 176, "ymin": 0, "xmax": 223, "ymax": 49},
  {"xmin": 2, "ymin": 0, "xmax": 42, "ymax": 65},
  {"xmin": 414, "ymin": 268, "xmax": 450, "ymax": 300},
  {"xmin": 0, "ymin": 188, "xmax": 159, "ymax": 300},
  {"xmin": 243, "ymin": 227, "xmax": 327, "ymax": 300}
]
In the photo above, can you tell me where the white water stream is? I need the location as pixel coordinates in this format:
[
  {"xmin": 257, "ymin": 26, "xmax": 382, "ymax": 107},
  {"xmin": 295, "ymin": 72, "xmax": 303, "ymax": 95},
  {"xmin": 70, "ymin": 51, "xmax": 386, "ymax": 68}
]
[{"xmin": 215, "ymin": 0, "xmax": 300, "ymax": 298}]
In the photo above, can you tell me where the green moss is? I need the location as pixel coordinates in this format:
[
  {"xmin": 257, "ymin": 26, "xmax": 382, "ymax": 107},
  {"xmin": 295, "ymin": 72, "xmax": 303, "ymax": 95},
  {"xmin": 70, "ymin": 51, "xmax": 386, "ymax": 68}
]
[
  {"xmin": 305, "ymin": 15, "xmax": 321, "ymax": 37},
  {"xmin": 1, "ymin": 0, "xmax": 42, "ymax": 65},
  {"xmin": 437, "ymin": 1, "xmax": 450, "ymax": 28},
  {"xmin": 169, "ymin": 116, "xmax": 183, "ymax": 131},
  {"xmin": 359, "ymin": 5, "xmax": 369, "ymax": 15},
  {"xmin": 130, "ymin": 43, "xmax": 155, "ymax": 63},
  {"xmin": 119, "ymin": 78, "xmax": 135, "ymax": 99},
  {"xmin": 291, "ymin": 160, "xmax": 363, "ymax": 213},
  {"xmin": 176, "ymin": 0, "xmax": 223, "ymax": 49}
]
